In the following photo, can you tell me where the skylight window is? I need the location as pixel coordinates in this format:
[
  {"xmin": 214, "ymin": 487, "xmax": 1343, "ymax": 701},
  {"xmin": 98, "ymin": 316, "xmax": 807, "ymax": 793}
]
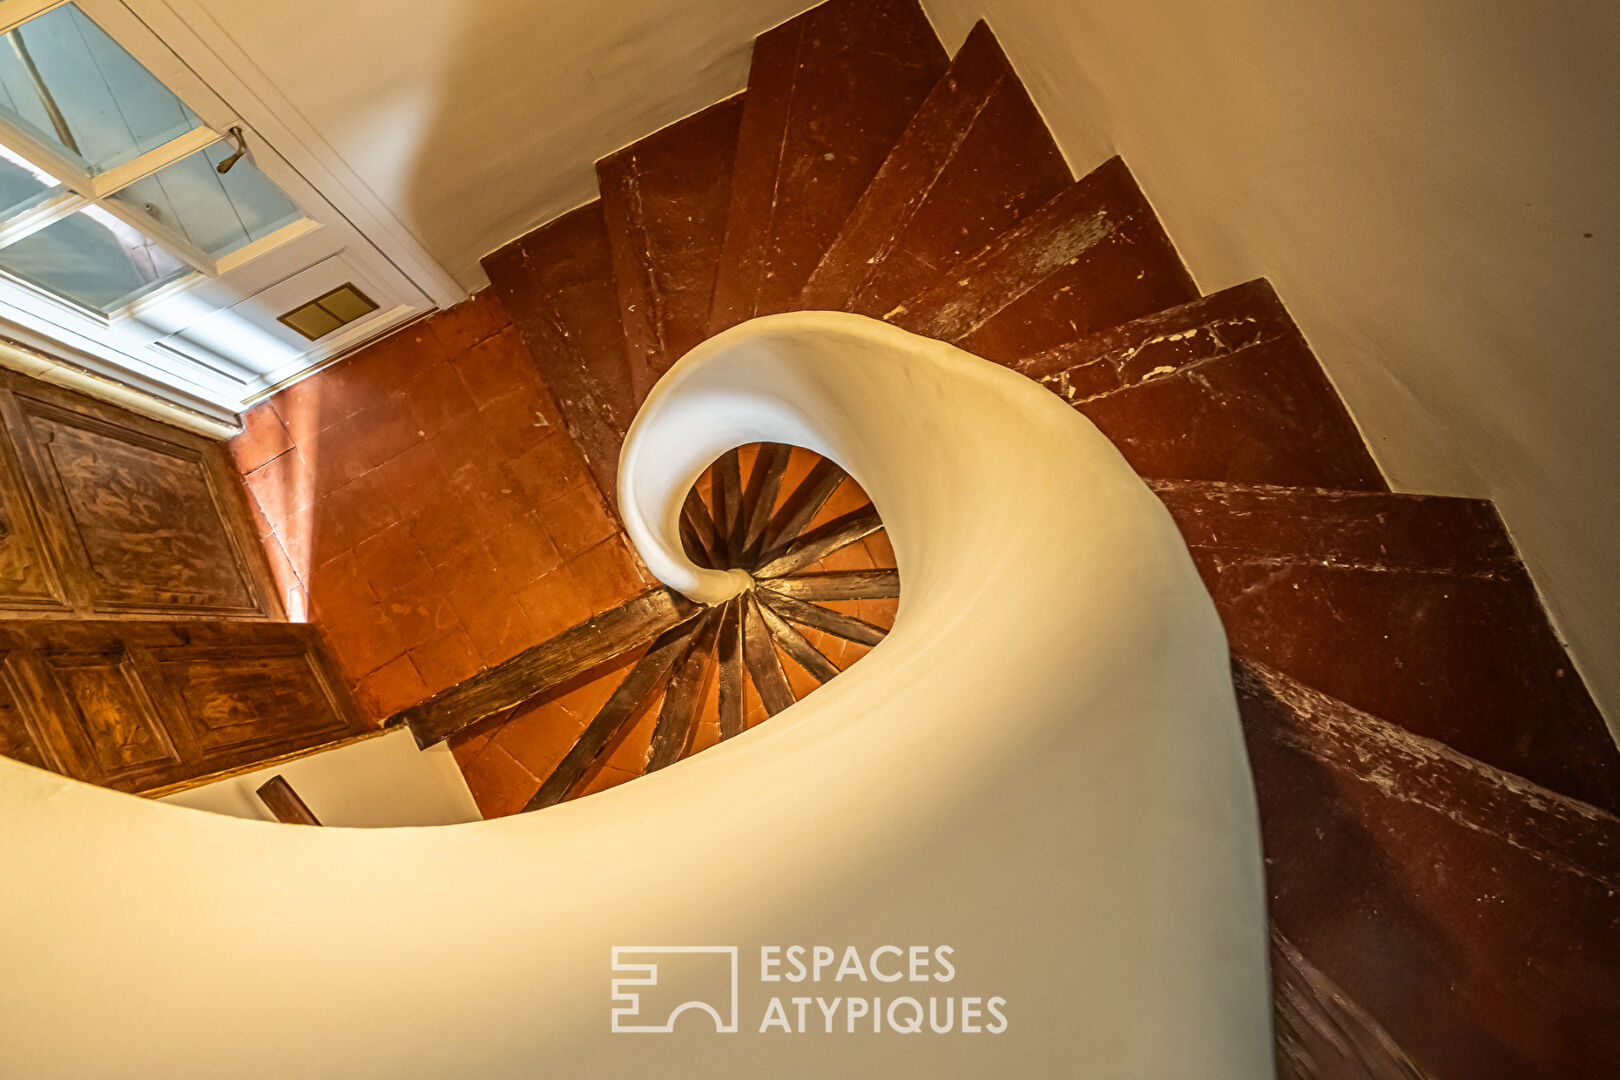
[{"xmin": 0, "ymin": 2, "xmax": 308, "ymax": 314}]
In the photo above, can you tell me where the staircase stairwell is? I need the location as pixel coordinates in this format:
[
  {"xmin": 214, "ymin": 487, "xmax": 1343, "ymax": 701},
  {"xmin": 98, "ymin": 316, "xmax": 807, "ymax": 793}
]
[{"xmin": 464, "ymin": 2, "xmax": 1618, "ymax": 1074}]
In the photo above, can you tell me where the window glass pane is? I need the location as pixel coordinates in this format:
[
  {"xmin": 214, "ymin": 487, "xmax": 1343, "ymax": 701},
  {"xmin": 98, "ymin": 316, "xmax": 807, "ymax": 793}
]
[
  {"xmin": 0, "ymin": 4, "xmax": 201, "ymax": 174},
  {"xmin": 0, "ymin": 141, "xmax": 66, "ymax": 219},
  {"xmin": 108, "ymin": 141, "xmax": 302, "ymax": 260},
  {"xmin": 0, "ymin": 203, "xmax": 188, "ymax": 312}
]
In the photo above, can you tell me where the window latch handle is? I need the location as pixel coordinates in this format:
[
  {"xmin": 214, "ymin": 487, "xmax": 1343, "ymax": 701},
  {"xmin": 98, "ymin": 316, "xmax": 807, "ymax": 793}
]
[{"xmin": 215, "ymin": 126, "xmax": 247, "ymax": 174}]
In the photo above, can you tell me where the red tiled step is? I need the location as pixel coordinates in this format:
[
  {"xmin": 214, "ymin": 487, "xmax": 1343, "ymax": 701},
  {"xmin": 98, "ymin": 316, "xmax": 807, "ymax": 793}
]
[
  {"xmin": 1236, "ymin": 657, "xmax": 1620, "ymax": 1079},
  {"xmin": 598, "ymin": 95, "xmax": 745, "ymax": 398},
  {"xmin": 482, "ymin": 202, "xmax": 632, "ymax": 511},
  {"xmin": 797, "ymin": 20, "xmax": 1071, "ymax": 318},
  {"xmin": 887, "ymin": 156, "xmax": 1198, "ymax": 361},
  {"xmin": 1017, "ymin": 279, "xmax": 1385, "ymax": 490},
  {"xmin": 1154, "ymin": 479, "xmax": 1620, "ymax": 813},
  {"xmin": 707, "ymin": 0, "xmax": 947, "ymax": 335}
]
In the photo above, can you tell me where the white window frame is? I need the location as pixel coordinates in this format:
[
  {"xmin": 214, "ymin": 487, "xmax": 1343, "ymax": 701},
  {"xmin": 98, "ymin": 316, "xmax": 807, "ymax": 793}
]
[{"xmin": 0, "ymin": 0, "xmax": 321, "ymax": 321}]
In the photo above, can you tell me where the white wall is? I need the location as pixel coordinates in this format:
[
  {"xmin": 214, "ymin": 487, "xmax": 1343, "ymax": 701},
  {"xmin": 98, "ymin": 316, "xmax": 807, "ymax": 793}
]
[
  {"xmin": 185, "ymin": 0, "xmax": 814, "ymax": 289},
  {"xmin": 161, "ymin": 729, "xmax": 481, "ymax": 827},
  {"xmin": 0, "ymin": 313, "xmax": 1271, "ymax": 1077},
  {"xmin": 918, "ymin": 0, "xmax": 1620, "ymax": 732}
]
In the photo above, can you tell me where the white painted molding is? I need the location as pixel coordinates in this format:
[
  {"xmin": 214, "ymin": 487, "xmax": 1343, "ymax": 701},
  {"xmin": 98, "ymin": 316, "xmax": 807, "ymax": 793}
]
[{"xmin": 126, "ymin": 0, "xmax": 468, "ymax": 310}]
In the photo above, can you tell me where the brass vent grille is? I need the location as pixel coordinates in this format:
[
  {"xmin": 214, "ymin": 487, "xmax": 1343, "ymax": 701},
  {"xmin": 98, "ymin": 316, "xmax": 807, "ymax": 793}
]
[{"xmin": 277, "ymin": 283, "xmax": 378, "ymax": 341}]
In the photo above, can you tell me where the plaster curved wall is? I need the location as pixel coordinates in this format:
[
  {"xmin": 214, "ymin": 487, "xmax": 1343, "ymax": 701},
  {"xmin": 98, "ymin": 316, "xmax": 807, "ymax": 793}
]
[
  {"xmin": 0, "ymin": 314, "xmax": 1270, "ymax": 1077},
  {"xmin": 917, "ymin": 0, "xmax": 1620, "ymax": 732}
]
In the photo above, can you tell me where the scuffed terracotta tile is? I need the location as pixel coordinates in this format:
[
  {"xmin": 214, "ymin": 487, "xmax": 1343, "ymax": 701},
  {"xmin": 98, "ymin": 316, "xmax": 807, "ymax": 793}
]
[
  {"xmin": 356, "ymin": 653, "xmax": 428, "ymax": 718},
  {"xmin": 269, "ymin": 378, "xmax": 342, "ymax": 445},
  {"xmin": 405, "ymin": 361, "xmax": 478, "ymax": 435},
  {"xmin": 482, "ymin": 201, "xmax": 630, "ymax": 510},
  {"xmin": 256, "ymin": 530, "xmax": 302, "ymax": 613},
  {"xmin": 408, "ymin": 494, "xmax": 491, "ymax": 571},
  {"xmin": 321, "ymin": 601, "xmax": 405, "ymax": 681},
  {"xmin": 491, "ymin": 701, "xmax": 585, "ymax": 782},
  {"xmin": 453, "ymin": 595, "xmax": 538, "ymax": 669},
  {"xmin": 229, "ymin": 403, "xmax": 293, "ymax": 475},
  {"xmin": 574, "ymin": 763, "xmax": 637, "ymax": 799},
  {"xmin": 312, "ymin": 469, "xmax": 403, "ymax": 555},
  {"xmin": 569, "ymin": 539, "xmax": 644, "ymax": 613},
  {"xmin": 480, "ymin": 389, "xmax": 556, "ymax": 460},
  {"xmin": 369, "ymin": 440, "xmax": 447, "ymax": 514},
  {"xmin": 382, "ymin": 572, "xmax": 461, "ymax": 652},
  {"xmin": 243, "ymin": 444, "xmax": 314, "ymax": 526},
  {"xmin": 431, "ymin": 289, "xmax": 511, "ymax": 357},
  {"xmin": 454, "ymin": 327, "xmax": 542, "ymax": 409},
  {"xmin": 306, "ymin": 550, "xmax": 378, "ymax": 625},
  {"xmin": 863, "ymin": 529, "xmax": 896, "ymax": 567},
  {"xmin": 348, "ymin": 391, "xmax": 424, "ymax": 471},
  {"xmin": 820, "ymin": 538, "xmax": 876, "ymax": 573},
  {"xmin": 410, "ymin": 626, "xmax": 484, "ymax": 692},
  {"xmin": 305, "ymin": 417, "xmax": 377, "ymax": 497},
  {"xmin": 515, "ymin": 567, "xmax": 595, "ymax": 640},
  {"xmin": 542, "ymin": 483, "xmax": 617, "ymax": 560},
  {"xmin": 273, "ymin": 504, "xmax": 315, "ymax": 576},
  {"xmin": 505, "ymin": 435, "xmax": 585, "ymax": 508},
  {"xmin": 459, "ymin": 743, "xmax": 537, "ymax": 818},
  {"xmin": 355, "ymin": 522, "xmax": 434, "ymax": 601},
  {"xmin": 485, "ymin": 514, "xmax": 564, "ymax": 587}
]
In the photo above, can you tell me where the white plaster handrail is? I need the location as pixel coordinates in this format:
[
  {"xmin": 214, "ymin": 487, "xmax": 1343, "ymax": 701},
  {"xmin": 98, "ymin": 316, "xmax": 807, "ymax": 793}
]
[{"xmin": 0, "ymin": 312, "xmax": 1272, "ymax": 1078}]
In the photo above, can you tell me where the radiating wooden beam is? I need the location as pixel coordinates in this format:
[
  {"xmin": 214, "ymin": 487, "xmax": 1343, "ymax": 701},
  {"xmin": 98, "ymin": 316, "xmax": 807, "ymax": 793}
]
[
  {"xmin": 742, "ymin": 592, "xmax": 795, "ymax": 716},
  {"xmin": 738, "ymin": 442, "xmax": 794, "ymax": 563},
  {"xmin": 711, "ymin": 448, "xmax": 744, "ymax": 561},
  {"xmin": 646, "ymin": 611, "xmax": 721, "ymax": 772},
  {"xmin": 397, "ymin": 586, "xmax": 701, "ymax": 748},
  {"xmin": 757, "ymin": 589, "xmax": 888, "ymax": 647},
  {"xmin": 760, "ymin": 456, "xmax": 845, "ymax": 555},
  {"xmin": 256, "ymin": 775, "xmax": 321, "ymax": 826},
  {"xmin": 524, "ymin": 616, "xmax": 708, "ymax": 811},
  {"xmin": 755, "ymin": 505, "xmax": 884, "ymax": 579},
  {"xmin": 759, "ymin": 568, "xmax": 900, "ymax": 601},
  {"xmin": 681, "ymin": 488, "xmax": 724, "ymax": 568},
  {"xmin": 756, "ymin": 600, "xmax": 841, "ymax": 684},
  {"xmin": 715, "ymin": 597, "xmax": 746, "ymax": 740}
]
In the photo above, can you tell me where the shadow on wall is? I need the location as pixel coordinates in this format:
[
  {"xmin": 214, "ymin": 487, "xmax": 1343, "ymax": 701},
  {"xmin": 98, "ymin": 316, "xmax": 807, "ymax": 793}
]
[{"xmin": 404, "ymin": 0, "xmax": 818, "ymax": 286}]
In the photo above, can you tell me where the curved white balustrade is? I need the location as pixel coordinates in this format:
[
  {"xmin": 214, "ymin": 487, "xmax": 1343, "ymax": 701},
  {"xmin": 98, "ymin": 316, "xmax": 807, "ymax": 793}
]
[{"xmin": 0, "ymin": 312, "xmax": 1271, "ymax": 1078}]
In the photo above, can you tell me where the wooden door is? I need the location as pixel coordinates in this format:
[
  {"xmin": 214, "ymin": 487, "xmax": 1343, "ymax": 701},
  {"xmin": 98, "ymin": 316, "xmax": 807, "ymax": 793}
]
[
  {"xmin": 0, "ymin": 620, "xmax": 368, "ymax": 794},
  {"xmin": 0, "ymin": 368, "xmax": 373, "ymax": 794},
  {"xmin": 0, "ymin": 367, "xmax": 278, "ymax": 620}
]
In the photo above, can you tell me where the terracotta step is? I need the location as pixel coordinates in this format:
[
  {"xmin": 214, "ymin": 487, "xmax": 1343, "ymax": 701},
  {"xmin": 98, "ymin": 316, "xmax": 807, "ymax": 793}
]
[
  {"xmin": 482, "ymin": 201, "xmax": 633, "ymax": 510},
  {"xmin": 1236, "ymin": 656, "xmax": 1620, "ymax": 1079},
  {"xmin": 1016, "ymin": 279, "xmax": 1385, "ymax": 490},
  {"xmin": 886, "ymin": 156, "xmax": 1198, "ymax": 361},
  {"xmin": 707, "ymin": 0, "xmax": 948, "ymax": 335},
  {"xmin": 597, "ymin": 95, "xmax": 745, "ymax": 398},
  {"xmin": 797, "ymin": 20, "xmax": 1071, "ymax": 317},
  {"xmin": 1154, "ymin": 479, "xmax": 1620, "ymax": 813}
]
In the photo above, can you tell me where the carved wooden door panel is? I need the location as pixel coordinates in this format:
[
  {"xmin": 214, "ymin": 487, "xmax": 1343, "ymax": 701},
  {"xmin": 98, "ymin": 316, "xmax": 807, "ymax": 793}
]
[
  {"xmin": 0, "ymin": 369, "xmax": 370, "ymax": 794},
  {"xmin": 0, "ymin": 369, "xmax": 278, "ymax": 620},
  {"xmin": 0, "ymin": 621, "xmax": 368, "ymax": 794}
]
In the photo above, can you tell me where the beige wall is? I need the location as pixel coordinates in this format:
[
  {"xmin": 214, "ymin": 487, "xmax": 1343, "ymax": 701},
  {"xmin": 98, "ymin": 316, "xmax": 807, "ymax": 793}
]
[
  {"xmin": 186, "ymin": 0, "xmax": 814, "ymax": 288},
  {"xmin": 160, "ymin": 730, "xmax": 481, "ymax": 827},
  {"xmin": 919, "ymin": 0, "xmax": 1620, "ymax": 731}
]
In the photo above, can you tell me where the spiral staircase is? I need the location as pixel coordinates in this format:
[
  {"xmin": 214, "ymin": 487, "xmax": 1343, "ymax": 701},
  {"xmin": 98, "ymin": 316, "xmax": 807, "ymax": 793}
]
[{"xmin": 380, "ymin": 1, "xmax": 1619, "ymax": 1075}]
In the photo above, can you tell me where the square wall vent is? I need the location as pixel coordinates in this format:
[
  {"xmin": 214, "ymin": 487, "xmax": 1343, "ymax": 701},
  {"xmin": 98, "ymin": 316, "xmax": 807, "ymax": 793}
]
[{"xmin": 276, "ymin": 283, "xmax": 378, "ymax": 341}]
